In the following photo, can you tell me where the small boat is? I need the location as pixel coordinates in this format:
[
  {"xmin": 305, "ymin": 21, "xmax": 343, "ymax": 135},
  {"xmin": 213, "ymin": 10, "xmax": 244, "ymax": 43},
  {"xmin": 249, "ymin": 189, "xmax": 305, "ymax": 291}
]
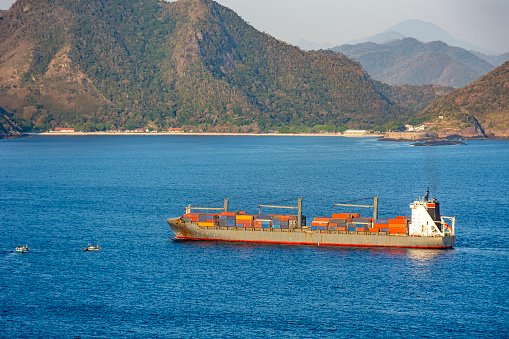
[
  {"xmin": 15, "ymin": 245, "xmax": 29, "ymax": 253},
  {"xmin": 83, "ymin": 244, "xmax": 101, "ymax": 252}
]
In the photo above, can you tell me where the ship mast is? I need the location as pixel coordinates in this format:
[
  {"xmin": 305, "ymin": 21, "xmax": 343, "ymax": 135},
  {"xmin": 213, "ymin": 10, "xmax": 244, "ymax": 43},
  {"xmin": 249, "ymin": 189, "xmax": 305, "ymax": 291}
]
[
  {"xmin": 333, "ymin": 196, "xmax": 379, "ymax": 220},
  {"xmin": 185, "ymin": 197, "xmax": 229, "ymax": 214}
]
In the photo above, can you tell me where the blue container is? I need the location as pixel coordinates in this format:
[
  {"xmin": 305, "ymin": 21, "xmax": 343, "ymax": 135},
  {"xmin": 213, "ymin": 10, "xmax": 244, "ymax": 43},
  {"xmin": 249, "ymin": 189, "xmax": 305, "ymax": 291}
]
[
  {"xmin": 262, "ymin": 224, "xmax": 271, "ymax": 229},
  {"xmin": 272, "ymin": 225, "xmax": 281, "ymax": 229}
]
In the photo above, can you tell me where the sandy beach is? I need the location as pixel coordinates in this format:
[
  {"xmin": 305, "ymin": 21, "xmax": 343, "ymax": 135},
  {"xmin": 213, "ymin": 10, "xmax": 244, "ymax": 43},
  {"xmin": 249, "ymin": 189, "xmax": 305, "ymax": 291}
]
[{"xmin": 37, "ymin": 131, "xmax": 383, "ymax": 138}]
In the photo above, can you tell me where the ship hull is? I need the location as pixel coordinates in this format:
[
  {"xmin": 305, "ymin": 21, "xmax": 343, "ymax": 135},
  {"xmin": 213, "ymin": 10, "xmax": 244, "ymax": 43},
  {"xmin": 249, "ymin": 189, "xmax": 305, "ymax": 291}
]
[{"xmin": 168, "ymin": 218, "xmax": 455, "ymax": 249}]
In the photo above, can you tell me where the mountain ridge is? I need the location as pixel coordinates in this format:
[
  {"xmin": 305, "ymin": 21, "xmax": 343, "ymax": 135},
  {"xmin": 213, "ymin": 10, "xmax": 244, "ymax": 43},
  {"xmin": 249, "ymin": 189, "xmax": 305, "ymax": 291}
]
[
  {"xmin": 350, "ymin": 19, "xmax": 492, "ymax": 54},
  {"xmin": 333, "ymin": 38, "xmax": 494, "ymax": 88},
  {"xmin": 0, "ymin": 0, "xmax": 448, "ymax": 132}
]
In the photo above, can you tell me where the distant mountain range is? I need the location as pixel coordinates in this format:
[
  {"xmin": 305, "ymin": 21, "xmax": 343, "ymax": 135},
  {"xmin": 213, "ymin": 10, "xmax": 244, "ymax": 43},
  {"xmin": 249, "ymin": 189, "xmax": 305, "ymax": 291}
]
[
  {"xmin": 421, "ymin": 61, "xmax": 509, "ymax": 138},
  {"xmin": 0, "ymin": 0, "xmax": 447, "ymax": 133},
  {"xmin": 471, "ymin": 51, "xmax": 509, "ymax": 68},
  {"xmin": 349, "ymin": 19, "xmax": 491, "ymax": 55},
  {"xmin": 333, "ymin": 38, "xmax": 495, "ymax": 88}
]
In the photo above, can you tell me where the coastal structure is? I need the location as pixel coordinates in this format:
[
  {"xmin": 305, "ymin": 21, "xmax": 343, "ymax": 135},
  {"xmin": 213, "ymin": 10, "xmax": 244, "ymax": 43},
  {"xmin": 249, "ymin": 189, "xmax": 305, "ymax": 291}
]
[
  {"xmin": 51, "ymin": 127, "xmax": 75, "ymax": 133},
  {"xmin": 168, "ymin": 192, "xmax": 456, "ymax": 249}
]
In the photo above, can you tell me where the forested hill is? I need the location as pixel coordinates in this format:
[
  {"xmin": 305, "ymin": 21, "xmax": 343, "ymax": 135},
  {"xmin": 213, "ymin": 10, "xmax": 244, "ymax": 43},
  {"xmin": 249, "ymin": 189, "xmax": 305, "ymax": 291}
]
[
  {"xmin": 0, "ymin": 0, "xmax": 444, "ymax": 132},
  {"xmin": 421, "ymin": 61, "xmax": 509, "ymax": 138}
]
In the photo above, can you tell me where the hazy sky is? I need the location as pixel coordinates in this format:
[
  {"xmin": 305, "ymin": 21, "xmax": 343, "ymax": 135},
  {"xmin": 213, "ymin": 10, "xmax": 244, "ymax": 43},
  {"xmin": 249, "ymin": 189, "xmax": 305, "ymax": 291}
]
[{"xmin": 1, "ymin": 0, "xmax": 508, "ymax": 54}]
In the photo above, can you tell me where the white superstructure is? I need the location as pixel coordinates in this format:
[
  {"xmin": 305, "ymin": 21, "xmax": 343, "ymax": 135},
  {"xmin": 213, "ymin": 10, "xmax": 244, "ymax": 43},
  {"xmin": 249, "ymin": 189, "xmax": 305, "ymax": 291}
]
[{"xmin": 409, "ymin": 195, "xmax": 455, "ymax": 237}]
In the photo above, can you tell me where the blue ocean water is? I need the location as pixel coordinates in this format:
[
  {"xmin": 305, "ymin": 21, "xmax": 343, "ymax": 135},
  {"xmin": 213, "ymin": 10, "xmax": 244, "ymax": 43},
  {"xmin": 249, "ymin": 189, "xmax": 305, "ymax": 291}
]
[{"xmin": 1, "ymin": 135, "xmax": 508, "ymax": 337}]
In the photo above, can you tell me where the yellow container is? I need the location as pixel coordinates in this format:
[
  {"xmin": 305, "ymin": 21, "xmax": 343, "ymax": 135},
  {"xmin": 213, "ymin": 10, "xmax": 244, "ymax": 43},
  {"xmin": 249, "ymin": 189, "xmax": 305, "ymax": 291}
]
[
  {"xmin": 198, "ymin": 222, "xmax": 215, "ymax": 227},
  {"xmin": 236, "ymin": 215, "xmax": 253, "ymax": 221}
]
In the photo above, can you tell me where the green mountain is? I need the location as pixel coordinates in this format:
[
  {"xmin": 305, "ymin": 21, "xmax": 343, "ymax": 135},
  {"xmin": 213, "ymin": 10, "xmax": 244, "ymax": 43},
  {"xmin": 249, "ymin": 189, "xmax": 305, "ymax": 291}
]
[
  {"xmin": 421, "ymin": 61, "xmax": 509, "ymax": 138},
  {"xmin": 333, "ymin": 38, "xmax": 494, "ymax": 88},
  {"xmin": 0, "ymin": 0, "xmax": 445, "ymax": 132}
]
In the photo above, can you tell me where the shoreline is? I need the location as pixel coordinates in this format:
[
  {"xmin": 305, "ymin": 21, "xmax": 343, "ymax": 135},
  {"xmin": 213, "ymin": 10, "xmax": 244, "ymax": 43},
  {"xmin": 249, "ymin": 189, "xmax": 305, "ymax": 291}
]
[{"xmin": 34, "ymin": 132, "xmax": 383, "ymax": 138}]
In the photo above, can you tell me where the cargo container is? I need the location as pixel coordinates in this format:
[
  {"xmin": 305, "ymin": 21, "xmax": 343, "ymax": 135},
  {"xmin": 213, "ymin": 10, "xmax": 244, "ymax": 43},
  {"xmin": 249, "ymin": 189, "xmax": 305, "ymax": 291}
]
[
  {"xmin": 331, "ymin": 219, "xmax": 348, "ymax": 225},
  {"xmin": 236, "ymin": 215, "xmax": 253, "ymax": 221},
  {"xmin": 311, "ymin": 226, "xmax": 328, "ymax": 231},
  {"xmin": 220, "ymin": 212, "xmax": 236, "ymax": 217},
  {"xmin": 197, "ymin": 222, "xmax": 215, "ymax": 227}
]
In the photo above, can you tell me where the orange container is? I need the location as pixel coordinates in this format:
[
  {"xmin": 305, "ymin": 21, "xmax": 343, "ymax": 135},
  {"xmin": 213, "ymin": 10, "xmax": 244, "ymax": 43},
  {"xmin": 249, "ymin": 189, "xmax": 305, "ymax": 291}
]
[
  {"xmin": 311, "ymin": 221, "xmax": 329, "ymax": 226},
  {"xmin": 220, "ymin": 212, "xmax": 236, "ymax": 217},
  {"xmin": 388, "ymin": 218, "xmax": 407, "ymax": 225},
  {"xmin": 332, "ymin": 213, "xmax": 352, "ymax": 219},
  {"xmin": 314, "ymin": 217, "xmax": 331, "ymax": 222},
  {"xmin": 338, "ymin": 227, "xmax": 347, "ymax": 231},
  {"xmin": 254, "ymin": 220, "xmax": 262, "ymax": 228},
  {"xmin": 396, "ymin": 216, "xmax": 406, "ymax": 220},
  {"xmin": 369, "ymin": 228, "xmax": 379, "ymax": 232}
]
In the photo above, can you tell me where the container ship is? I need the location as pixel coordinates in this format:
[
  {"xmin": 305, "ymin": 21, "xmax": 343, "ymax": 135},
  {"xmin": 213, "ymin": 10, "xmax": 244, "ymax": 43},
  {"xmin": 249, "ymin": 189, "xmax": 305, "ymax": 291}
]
[{"xmin": 167, "ymin": 191, "xmax": 456, "ymax": 249}]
